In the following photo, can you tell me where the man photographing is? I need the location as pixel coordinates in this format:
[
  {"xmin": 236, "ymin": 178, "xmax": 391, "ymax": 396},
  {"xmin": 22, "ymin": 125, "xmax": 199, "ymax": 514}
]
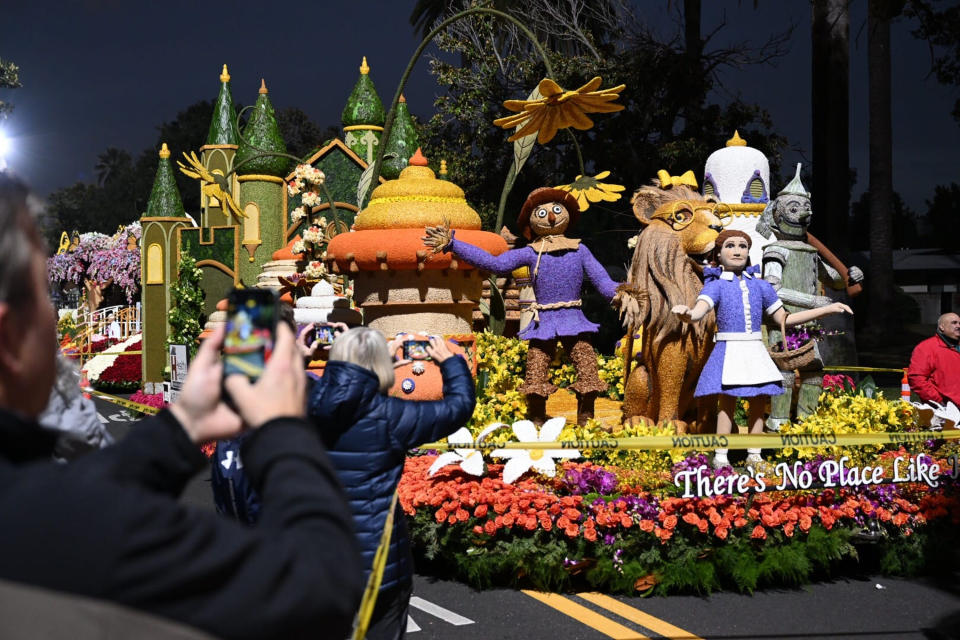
[{"xmin": 0, "ymin": 174, "xmax": 362, "ymax": 639}]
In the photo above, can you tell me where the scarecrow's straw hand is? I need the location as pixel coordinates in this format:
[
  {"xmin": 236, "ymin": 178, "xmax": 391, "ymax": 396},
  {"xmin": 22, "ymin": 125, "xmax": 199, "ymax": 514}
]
[{"xmin": 422, "ymin": 222, "xmax": 453, "ymax": 255}]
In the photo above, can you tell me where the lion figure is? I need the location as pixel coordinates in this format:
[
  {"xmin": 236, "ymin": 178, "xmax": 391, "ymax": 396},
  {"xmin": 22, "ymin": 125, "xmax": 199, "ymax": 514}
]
[{"xmin": 619, "ymin": 179, "xmax": 725, "ymax": 432}]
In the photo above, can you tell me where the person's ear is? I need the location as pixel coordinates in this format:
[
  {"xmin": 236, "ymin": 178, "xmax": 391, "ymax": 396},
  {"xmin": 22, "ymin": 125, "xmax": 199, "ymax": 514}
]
[{"xmin": 0, "ymin": 303, "xmax": 20, "ymax": 377}]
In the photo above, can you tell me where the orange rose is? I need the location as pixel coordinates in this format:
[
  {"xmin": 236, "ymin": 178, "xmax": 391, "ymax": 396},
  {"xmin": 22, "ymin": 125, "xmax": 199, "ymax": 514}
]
[
  {"xmin": 472, "ymin": 525, "xmax": 483, "ymax": 535},
  {"xmin": 474, "ymin": 504, "xmax": 488, "ymax": 518},
  {"xmin": 563, "ymin": 508, "xmax": 582, "ymax": 521},
  {"xmin": 456, "ymin": 508, "xmax": 469, "ymax": 522},
  {"xmin": 564, "ymin": 525, "xmax": 579, "ymax": 538},
  {"xmin": 663, "ymin": 515, "xmax": 678, "ymax": 530},
  {"xmin": 583, "ymin": 527, "xmax": 597, "ymax": 542},
  {"xmin": 435, "ymin": 509, "xmax": 448, "ymax": 523},
  {"xmin": 682, "ymin": 512, "xmax": 700, "ymax": 526},
  {"xmin": 750, "ymin": 525, "xmax": 767, "ymax": 540},
  {"xmin": 697, "ymin": 519, "xmax": 709, "ymax": 534},
  {"xmin": 540, "ymin": 517, "xmax": 553, "ymax": 532},
  {"xmin": 783, "ymin": 522, "xmax": 795, "ymax": 537},
  {"xmin": 484, "ymin": 520, "xmax": 497, "ymax": 535},
  {"xmin": 639, "ymin": 519, "xmax": 655, "ymax": 533},
  {"xmin": 715, "ymin": 526, "xmax": 729, "ymax": 540}
]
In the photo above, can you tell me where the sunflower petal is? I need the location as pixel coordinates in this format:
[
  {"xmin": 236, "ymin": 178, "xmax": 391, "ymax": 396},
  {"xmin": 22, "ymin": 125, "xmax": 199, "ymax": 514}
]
[
  {"xmin": 536, "ymin": 107, "xmax": 560, "ymax": 144},
  {"xmin": 594, "ymin": 170, "xmax": 611, "ymax": 180},
  {"xmin": 574, "ymin": 76, "xmax": 603, "ymax": 93},
  {"xmin": 538, "ymin": 78, "xmax": 563, "ymax": 98}
]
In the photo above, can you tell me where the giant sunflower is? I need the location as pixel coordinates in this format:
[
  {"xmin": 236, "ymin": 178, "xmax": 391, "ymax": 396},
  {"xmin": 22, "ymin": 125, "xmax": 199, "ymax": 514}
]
[
  {"xmin": 555, "ymin": 171, "xmax": 625, "ymax": 211},
  {"xmin": 494, "ymin": 77, "xmax": 625, "ymax": 144}
]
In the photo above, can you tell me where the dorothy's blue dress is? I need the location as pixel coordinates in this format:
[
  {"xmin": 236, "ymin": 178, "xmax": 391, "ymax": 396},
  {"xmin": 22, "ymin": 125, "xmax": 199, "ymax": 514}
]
[{"xmin": 694, "ymin": 265, "xmax": 786, "ymax": 398}]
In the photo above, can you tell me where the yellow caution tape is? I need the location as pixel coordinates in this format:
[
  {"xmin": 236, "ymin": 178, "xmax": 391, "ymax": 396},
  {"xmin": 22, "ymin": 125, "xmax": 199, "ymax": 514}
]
[
  {"xmin": 421, "ymin": 430, "xmax": 960, "ymax": 452},
  {"xmin": 85, "ymin": 389, "xmax": 160, "ymax": 415},
  {"xmin": 823, "ymin": 366, "xmax": 906, "ymax": 373},
  {"xmin": 351, "ymin": 491, "xmax": 398, "ymax": 640}
]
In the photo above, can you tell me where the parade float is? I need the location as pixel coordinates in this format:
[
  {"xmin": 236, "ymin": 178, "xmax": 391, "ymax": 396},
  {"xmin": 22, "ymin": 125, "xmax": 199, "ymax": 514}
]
[{"xmin": 52, "ymin": 5, "xmax": 958, "ymax": 598}]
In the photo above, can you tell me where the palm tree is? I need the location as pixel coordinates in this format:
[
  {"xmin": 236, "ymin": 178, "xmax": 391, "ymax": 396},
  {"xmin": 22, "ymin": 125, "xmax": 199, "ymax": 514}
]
[
  {"xmin": 811, "ymin": 0, "xmax": 850, "ymax": 252},
  {"xmin": 866, "ymin": 0, "xmax": 904, "ymax": 336},
  {"xmin": 94, "ymin": 147, "xmax": 131, "ymax": 187}
]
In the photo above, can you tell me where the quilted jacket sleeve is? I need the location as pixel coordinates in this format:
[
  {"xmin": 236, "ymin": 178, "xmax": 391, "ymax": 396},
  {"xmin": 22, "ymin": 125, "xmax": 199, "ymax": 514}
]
[{"xmin": 387, "ymin": 356, "xmax": 476, "ymax": 451}]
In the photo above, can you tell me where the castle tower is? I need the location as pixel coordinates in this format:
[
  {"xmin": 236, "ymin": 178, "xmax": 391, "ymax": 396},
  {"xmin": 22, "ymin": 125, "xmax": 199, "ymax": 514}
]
[
  {"xmin": 381, "ymin": 94, "xmax": 420, "ymax": 180},
  {"xmin": 140, "ymin": 143, "xmax": 191, "ymax": 388},
  {"xmin": 201, "ymin": 64, "xmax": 240, "ymax": 229},
  {"xmin": 703, "ymin": 131, "xmax": 773, "ymax": 265},
  {"xmin": 341, "ymin": 56, "xmax": 385, "ymax": 165},
  {"xmin": 234, "ymin": 79, "xmax": 288, "ymax": 286}
]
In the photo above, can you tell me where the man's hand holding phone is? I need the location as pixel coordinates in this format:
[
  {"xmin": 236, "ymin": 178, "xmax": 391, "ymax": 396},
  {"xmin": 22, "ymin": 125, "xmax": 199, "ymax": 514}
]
[{"xmin": 224, "ymin": 323, "xmax": 306, "ymax": 427}]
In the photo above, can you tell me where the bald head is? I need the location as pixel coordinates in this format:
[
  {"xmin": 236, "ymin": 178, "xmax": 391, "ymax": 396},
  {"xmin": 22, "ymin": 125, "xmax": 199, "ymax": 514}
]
[{"xmin": 939, "ymin": 313, "xmax": 960, "ymax": 342}]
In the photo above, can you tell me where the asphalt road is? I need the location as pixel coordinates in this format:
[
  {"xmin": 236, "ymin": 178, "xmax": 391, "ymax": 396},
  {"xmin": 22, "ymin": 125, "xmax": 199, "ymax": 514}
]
[{"xmin": 95, "ymin": 397, "xmax": 960, "ymax": 640}]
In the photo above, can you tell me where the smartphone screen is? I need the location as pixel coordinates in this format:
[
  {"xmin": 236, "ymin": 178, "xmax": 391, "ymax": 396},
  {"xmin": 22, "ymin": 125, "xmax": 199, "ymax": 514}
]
[
  {"xmin": 223, "ymin": 289, "xmax": 278, "ymax": 381},
  {"xmin": 314, "ymin": 324, "xmax": 335, "ymax": 345},
  {"xmin": 403, "ymin": 339, "xmax": 432, "ymax": 361}
]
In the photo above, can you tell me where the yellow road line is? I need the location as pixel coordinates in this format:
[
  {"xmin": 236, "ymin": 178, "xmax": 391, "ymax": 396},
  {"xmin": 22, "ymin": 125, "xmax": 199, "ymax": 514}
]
[
  {"xmin": 521, "ymin": 590, "xmax": 649, "ymax": 639},
  {"xmin": 578, "ymin": 592, "xmax": 703, "ymax": 640}
]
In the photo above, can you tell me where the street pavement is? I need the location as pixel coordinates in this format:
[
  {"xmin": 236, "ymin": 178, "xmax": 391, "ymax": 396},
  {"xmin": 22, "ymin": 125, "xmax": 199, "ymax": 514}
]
[{"xmin": 94, "ymin": 397, "xmax": 960, "ymax": 640}]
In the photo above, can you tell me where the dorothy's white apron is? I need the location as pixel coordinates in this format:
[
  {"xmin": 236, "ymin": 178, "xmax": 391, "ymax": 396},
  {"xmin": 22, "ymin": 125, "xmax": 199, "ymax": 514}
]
[{"xmin": 715, "ymin": 332, "xmax": 782, "ymax": 386}]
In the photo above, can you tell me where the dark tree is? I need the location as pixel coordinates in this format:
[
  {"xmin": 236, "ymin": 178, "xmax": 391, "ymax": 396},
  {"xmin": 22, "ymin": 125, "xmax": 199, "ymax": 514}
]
[
  {"xmin": 923, "ymin": 182, "xmax": 960, "ymax": 249},
  {"xmin": 909, "ymin": 0, "xmax": 960, "ymax": 123},
  {"xmin": 865, "ymin": 0, "xmax": 906, "ymax": 337},
  {"xmin": 811, "ymin": 0, "xmax": 851, "ymax": 253},
  {"xmin": 0, "ymin": 58, "xmax": 21, "ymax": 120}
]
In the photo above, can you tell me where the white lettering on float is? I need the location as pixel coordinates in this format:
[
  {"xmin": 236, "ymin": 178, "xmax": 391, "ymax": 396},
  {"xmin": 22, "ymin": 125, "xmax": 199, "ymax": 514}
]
[{"xmin": 672, "ymin": 454, "xmax": 941, "ymax": 498}]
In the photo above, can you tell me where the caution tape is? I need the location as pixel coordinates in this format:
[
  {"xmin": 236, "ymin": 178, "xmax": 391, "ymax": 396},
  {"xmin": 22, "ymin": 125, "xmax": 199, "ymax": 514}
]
[
  {"xmin": 85, "ymin": 388, "xmax": 160, "ymax": 415},
  {"xmin": 822, "ymin": 366, "xmax": 906, "ymax": 373},
  {"xmin": 420, "ymin": 430, "xmax": 960, "ymax": 452}
]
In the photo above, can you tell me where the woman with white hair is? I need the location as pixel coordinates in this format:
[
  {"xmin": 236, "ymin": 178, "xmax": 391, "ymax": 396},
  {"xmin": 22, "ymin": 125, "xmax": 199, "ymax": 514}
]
[
  {"xmin": 308, "ymin": 327, "xmax": 474, "ymax": 640},
  {"xmin": 214, "ymin": 326, "xmax": 475, "ymax": 640}
]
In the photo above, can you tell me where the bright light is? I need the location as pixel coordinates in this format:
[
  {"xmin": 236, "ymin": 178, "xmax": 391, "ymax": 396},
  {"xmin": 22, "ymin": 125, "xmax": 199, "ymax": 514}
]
[{"xmin": 0, "ymin": 129, "xmax": 9, "ymax": 170}]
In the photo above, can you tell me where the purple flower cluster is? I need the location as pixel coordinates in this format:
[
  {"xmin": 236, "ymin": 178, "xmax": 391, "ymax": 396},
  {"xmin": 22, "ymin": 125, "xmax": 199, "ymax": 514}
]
[
  {"xmin": 771, "ymin": 320, "xmax": 843, "ymax": 352},
  {"xmin": 47, "ymin": 226, "xmax": 142, "ymax": 303},
  {"xmin": 563, "ymin": 466, "xmax": 618, "ymax": 495}
]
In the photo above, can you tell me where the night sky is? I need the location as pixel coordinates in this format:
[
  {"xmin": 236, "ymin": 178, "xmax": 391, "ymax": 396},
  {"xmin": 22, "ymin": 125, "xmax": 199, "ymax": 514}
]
[{"xmin": 2, "ymin": 1, "xmax": 957, "ymax": 219}]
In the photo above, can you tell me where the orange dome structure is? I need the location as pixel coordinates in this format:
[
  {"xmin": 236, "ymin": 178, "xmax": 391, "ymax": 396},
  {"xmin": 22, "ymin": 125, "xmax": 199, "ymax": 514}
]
[{"xmin": 326, "ymin": 149, "xmax": 507, "ymax": 338}]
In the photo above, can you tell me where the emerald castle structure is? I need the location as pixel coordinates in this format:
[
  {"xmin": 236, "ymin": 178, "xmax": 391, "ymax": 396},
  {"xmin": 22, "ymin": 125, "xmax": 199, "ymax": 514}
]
[{"xmin": 140, "ymin": 60, "xmax": 418, "ymax": 387}]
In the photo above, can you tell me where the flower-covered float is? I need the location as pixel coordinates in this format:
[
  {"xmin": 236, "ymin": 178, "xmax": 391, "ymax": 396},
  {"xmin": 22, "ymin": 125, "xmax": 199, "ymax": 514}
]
[{"xmin": 398, "ymin": 331, "xmax": 960, "ymax": 595}]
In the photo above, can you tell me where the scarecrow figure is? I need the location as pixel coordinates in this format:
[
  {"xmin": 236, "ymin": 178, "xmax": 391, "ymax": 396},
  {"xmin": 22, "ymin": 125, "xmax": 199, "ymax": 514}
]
[{"xmin": 424, "ymin": 187, "xmax": 640, "ymax": 426}]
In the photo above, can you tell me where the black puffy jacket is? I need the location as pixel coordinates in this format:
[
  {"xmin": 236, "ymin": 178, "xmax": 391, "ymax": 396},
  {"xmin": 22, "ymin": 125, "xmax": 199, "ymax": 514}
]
[{"xmin": 307, "ymin": 356, "xmax": 475, "ymax": 591}]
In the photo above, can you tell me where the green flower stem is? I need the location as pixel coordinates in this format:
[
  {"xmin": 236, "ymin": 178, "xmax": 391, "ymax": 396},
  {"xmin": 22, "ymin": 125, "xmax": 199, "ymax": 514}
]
[
  {"xmin": 367, "ymin": 7, "xmax": 555, "ymax": 204},
  {"xmin": 566, "ymin": 129, "xmax": 586, "ymax": 178}
]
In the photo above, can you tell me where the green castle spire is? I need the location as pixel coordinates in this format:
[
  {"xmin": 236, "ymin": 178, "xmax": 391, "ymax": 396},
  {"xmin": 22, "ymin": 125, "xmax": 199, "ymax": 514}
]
[
  {"xmin": 206, "ymin": 64, "xmax": 240, "ymax": 146},
  {"xmin": 342, "ymin": 56, "xmax": 385, "ymax": 127},
  {"xmin": 145, "ymin": 144, "xmax": 187, "ymax": 218},
  {"xmin": 381, "ymin": 95, "xmax": 420, "ymax": 179},
  {"xmin": 235, "ymin": 79, "xmax": 288, "ymax": 176}
]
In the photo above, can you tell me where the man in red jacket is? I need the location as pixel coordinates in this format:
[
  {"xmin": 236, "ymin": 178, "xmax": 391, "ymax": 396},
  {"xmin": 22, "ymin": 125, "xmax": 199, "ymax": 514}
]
[{"xmin": 908, "ymin": 312, "xmax": 960, "ymax": 405}]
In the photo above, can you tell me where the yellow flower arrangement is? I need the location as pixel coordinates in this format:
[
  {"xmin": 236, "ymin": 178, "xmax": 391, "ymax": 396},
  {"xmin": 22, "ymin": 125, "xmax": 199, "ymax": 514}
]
[
  {"xmin": 493, "ymin": 77, "xmax": 625, "ymax": 144},
  {"xmin": 773, "ymin": 392, "xmax": 919, "ymax": 465},
  {"xmin": 555, "ymin": 171, "xmax": 625, "ymax": 211}
]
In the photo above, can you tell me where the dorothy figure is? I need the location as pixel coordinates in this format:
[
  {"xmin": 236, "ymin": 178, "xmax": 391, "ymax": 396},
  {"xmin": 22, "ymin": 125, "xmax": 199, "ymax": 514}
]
[{"xmin": 671, "ymin": 230, "xmax": 851, "ymax": 470}]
